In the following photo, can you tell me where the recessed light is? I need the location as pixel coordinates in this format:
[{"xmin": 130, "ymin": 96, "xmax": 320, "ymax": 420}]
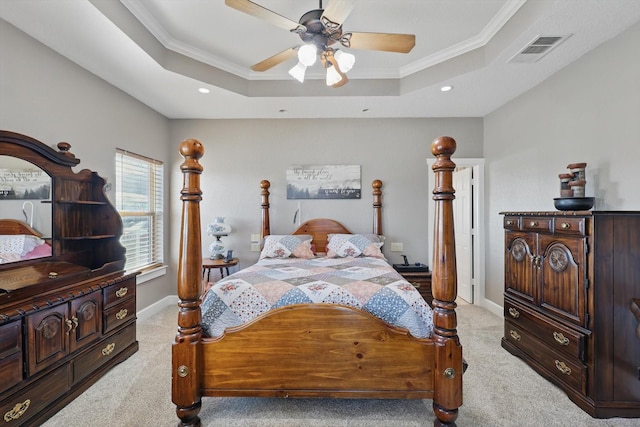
[
  {"xmin": 198, "ymin": 88, "xmax": 210, "ymax": 94},
  {"xmin": 440, "ymin": 85, "xmax": 453, "ymax": 92}
]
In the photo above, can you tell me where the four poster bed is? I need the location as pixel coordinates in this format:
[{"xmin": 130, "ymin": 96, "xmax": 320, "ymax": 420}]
[{"xmin": 173, "ymin": 137, "xmax": 463, "ymax": 426}]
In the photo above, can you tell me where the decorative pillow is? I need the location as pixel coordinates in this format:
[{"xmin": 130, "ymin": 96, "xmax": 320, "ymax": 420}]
[
  {"xmin": 259, "ymin": 235, "xmax": 314, "ymax": 259},
  {"xmin": 326, "ymin": 234, "xmax": 385, "ymax": 259}
]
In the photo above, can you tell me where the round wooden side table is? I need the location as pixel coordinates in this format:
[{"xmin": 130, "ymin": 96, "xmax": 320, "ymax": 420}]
[{"xmin": 202, "ymin": 257, "xmax": 239, "ymax": 282}]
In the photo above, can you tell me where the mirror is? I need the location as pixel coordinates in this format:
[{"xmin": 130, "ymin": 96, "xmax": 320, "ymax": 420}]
[{"xmin": 0, "ymin": 155, "xmax": 53, "ymax": 263}]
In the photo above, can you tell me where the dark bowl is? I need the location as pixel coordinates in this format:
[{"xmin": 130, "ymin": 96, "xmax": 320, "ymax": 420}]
[{"xmin": 554, "ymin": 197, "xmax": 595, "ymax": 211}]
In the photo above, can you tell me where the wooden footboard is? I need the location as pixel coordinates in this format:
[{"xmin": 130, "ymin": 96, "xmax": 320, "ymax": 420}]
[
  {"xmin": 200, "ymin": 304, "xmax": 435, "ymax": 398},
  {"xmin": 173, "ymin": 136, "xmax": 462, "ymax": 426}
]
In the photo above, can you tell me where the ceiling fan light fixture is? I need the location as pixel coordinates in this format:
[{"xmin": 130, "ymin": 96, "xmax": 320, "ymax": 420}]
[
  {"xmin": 297, "ymin": 44, "xmax": 317, "ymax": 67},
  {"xmin": 326, "ymin": 64, "xmax": 344, "ymax": 86},
  {"xmin": 334, "ymin": 50, "xmax": 355, "ymax": 73},
  {"xmin": 288, "ymin": 62, "xmax": 307, "ymax": 83}
]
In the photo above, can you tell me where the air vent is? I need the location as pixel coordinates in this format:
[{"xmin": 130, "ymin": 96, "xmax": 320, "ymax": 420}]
[{"xmin": 508, "ymin": 34, "xmax": 571, "ymax": 63}]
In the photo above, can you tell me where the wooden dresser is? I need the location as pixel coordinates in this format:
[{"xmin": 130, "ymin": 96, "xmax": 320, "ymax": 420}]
[
  {"xmin": 0, "ymin": 131, "xmax": 138, "ymax": 426},
  {"xmin": 500, "ymin": 211, "xmax": 640, "ymax": 418}
]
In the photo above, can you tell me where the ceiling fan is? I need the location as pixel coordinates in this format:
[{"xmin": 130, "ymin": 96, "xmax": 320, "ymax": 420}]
[{"xmin": 225, "ymin": 0, "xmax": 416, "ymax": 87}]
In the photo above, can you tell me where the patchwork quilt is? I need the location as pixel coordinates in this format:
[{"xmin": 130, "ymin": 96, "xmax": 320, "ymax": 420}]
[{"xmin": 200, "ymin": 256, "xmax": 434, "ymax": 339}]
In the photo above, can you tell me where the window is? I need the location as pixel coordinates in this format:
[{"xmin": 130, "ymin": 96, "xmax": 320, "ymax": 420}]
[{"xmin": 115, "ymin": 148, "xmax": 164, "ymax": 273}]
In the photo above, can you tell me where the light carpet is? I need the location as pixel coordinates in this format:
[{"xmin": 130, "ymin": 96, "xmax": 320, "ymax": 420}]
[{"xmin": 42, "ymin": 302, "xmax": 639, "ymax": 427}]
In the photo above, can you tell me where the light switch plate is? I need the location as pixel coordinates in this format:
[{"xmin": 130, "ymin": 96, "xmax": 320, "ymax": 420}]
[
  {"xmin": 390, "ymin": 242, "xmax": 403, "ymax": 252},
  {"xmin": 250, "ymin": 233, "xmax": 261, "ymax": 242},
  {"xmin": 251, "ymin": 243, "xmax": 261, "ymax": 252}
]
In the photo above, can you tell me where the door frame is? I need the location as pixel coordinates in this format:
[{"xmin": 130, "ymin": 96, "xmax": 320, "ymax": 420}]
[{"xmin": 426, "ymin": 158, "xmax": 485, "ymax": 306}]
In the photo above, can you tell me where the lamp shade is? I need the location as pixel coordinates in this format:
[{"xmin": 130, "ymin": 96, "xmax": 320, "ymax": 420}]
[
  {"xmin": 207, "ymin": 217, "xmax": 232, "ymax": 236},
  {"xmin": 288, "ymin": 62, "xmax": 307, "ymax": 83},
  {"xmin": 297, "ymin": 44, "xmax": 317, "ymax": 67},
  {"xmin": 326, "ymin": 65, "xmax": 344, "ymax": 86},
  {"xmin": 334, "ymin": 50, "xmax": 355, "ymax": 73}
]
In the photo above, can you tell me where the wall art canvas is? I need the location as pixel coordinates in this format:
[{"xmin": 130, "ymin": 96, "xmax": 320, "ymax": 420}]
[
  {"xmin": 0, "ymin": 168, "xmax": 51, "ymax": 199},
  {"xmin": 287, "ymin": 165, "xmax": 361, "ymax": 199}
]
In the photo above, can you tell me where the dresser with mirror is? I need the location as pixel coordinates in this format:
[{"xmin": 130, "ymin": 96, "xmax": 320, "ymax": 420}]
[{"xmin": 0, "ymin": 130, "xmax": 138, "ymax": 426}]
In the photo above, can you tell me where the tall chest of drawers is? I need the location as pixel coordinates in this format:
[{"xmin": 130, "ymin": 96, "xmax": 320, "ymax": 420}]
[{"xmin": 500, "ymin": 211, "xmax": 640, "ymax": 418}]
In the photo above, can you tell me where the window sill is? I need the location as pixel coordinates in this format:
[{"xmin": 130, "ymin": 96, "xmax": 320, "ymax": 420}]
[{"xmin": 130, "ymin": 264, "xmax": 167, "ymax": 284}]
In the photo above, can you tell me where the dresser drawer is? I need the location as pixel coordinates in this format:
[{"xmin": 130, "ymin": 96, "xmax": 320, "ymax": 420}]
[
  {"xmin": 503, "ymin": 216, "xmax": 520, "ymax": 230},
  {"xmin": 553, "ymin": 217, "xmax": 586, "ymax": 236},
  {"xmin": 504, "ymin": 298, "xmax": 587, "ymax": 360},
  {"xmin": 73, "ymin": 323, "xmax": 136, "ymax": 384},
  {"xmin": 522, "ymin": 216, "xmax": 552, "ymax": 232},
  {"xmin": 0, "ymin": 364, "xmax": 70, "ymax": 426},
  {"xmin": 103, "ymin": 297, "xmax": 136, "ymax": 334},
  {"xmin": 504, "ymin": 320, "xmax": 586, "ymax": 393},
  {"xmin": 103, "ymin": 277, "xmax": 136, "ymax": 309}
]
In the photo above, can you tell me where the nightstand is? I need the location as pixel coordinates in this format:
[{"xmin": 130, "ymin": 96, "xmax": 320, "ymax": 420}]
[
  {"xmin": 202, "ymin": 257, "xmax": 239, "ymax": 282},
  {"xmin": 397, "ymin": 270, "xmax": 432, "ymax": 306}
]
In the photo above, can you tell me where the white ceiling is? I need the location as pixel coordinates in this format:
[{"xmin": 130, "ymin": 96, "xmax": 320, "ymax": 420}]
[{"xmin": 2, "ymin": 0, "xmax": 639, "ymax": 119}]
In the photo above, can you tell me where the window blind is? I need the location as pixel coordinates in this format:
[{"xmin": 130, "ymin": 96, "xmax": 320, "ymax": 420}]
[{"xmin": 115, "ymin": 148, "xmax": 164, "ymax": 273}]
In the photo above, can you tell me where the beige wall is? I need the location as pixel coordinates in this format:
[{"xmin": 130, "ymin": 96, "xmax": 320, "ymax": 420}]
[
  {"xmin": 0, "ymin": 19, "xmax": 173, "ymax": 311},
  {"xmin": 169, "ymin": 118, "xmax": 483, "ymax": 273},
  {"xmin": 483, "ymin": 21, "xmax": 640, "ymax": 305}
]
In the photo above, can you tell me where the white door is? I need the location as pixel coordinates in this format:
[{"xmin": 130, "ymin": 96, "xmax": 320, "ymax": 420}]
[{"xmin": 453, "ymin": 167, "xmax": 473, "ymax": 303}]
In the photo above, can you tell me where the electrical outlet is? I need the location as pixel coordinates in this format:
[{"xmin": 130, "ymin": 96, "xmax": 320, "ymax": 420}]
[
  {"xmin": 390, "ymin": 242, "xmax": 403, "ymax": 252},
  {"xmin": 250, "ymin": 233, "xmax": 261, "ymax": 242},
  {"xmin": 251, "ymin": 243, "xmax": 261, "ymax": 252}
]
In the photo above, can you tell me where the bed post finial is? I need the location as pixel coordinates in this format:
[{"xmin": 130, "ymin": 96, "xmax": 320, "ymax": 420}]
[
  {"xmin": 174, "ymin": 138, "xmax": 204, "ymax": 427},
  {"xmin": 430, "ymin": 136, "xmax": 463, "ymax": 426},
  {"xmin": 260, "ymin": 180, "xmax": 271, "ymax": 239},
  {"xmin": 372, "ymin": 180, "xmax": 383, "ymax": 236}
]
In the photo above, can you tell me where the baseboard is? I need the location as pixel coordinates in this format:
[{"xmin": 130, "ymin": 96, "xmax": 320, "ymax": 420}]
[
  {"xmin": 478, "ymin": 298, "xmax": 503, "ymax": 317},
  {"xmin": 137, "ymin": 295, "xmax": 178, "ymax": 322}
]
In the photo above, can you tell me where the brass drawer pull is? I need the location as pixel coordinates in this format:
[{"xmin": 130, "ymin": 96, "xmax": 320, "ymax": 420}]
[
  {"xmin": 553, "ymin": 331, "xmax": 570, "ymax": 346},
  {"xmin": 555, "ymin": 360, "xmax": 572, "ymax": 375},
  {"xmin": 412, "ymin": 282, "xmax": 421, "ymax": 288},
  {"xmin": 506, "ymin": 220, "xmax": 514, "ymax": 226},
  {"xmin": 509, "ymin": 330, "xmax": 521, "ymax": 341},
  {"xmin": 115, "ymin": 287, "xmax": 128, "ymax": 298},
  {"xmin": 530, "ymin": 220, "xmax": 538, "ymax": 227},
  {"xmin": 4, "ymin": 399, "xmax": 30, "ymax": 422},
  {"xmin": 102, "ymin": 342, "xmax": 116, "ymax": 356},
  {"xmin": 115, "ymin": 308, "xmax": 128, "ymax": 320},
  {"xmin": 508, "ymin": 307, "xmax": 520, "ymax": 318},
  {"xmin": 65, "ymin": 316, "xmax": 78, "ymax": 334},
  {"xmin": 560, "ymin": 222, "xmax": 571, "ymax": 230}
]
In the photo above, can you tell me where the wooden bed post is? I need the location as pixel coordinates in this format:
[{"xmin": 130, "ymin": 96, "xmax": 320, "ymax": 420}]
[
  {"xmin": 430, "ymin": 136, "xmax": 463, "ymax": 426},
  {"xmin": 173, "ymin": 139, "xmax": 204, "ymax": 427},
  {"xmin": 372, "ymin": 179, "xmax": 382, "ymax": 235},
  {"xmin": 260, "ymin": 180, "xmax": 271, "ymax": 239}
]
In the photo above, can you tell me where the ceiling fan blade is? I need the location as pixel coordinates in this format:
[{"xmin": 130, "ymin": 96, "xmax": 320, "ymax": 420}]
[
  {"xmin": 321, "ymin": 0, "xmax": 356, "ymax": 26},
  {"xmin": 251, "ymin": 47, "xmax": 298, "ymax": 72},
  {"xmin": 225, "ymin": 0, "xmax": 302, "ymax": 32},
  {"xmin": 342, "ymin": 32, "xmax": 416, "ymax": 53}
]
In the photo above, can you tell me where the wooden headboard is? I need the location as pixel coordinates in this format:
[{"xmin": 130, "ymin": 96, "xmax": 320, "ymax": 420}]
[
  {"xmin": 0, "ymin": 219, "xmax": 42, "ymax": 237},
  {"xmin": 259, "ymin": 179, "xmax": 383, "ymax": 254}
]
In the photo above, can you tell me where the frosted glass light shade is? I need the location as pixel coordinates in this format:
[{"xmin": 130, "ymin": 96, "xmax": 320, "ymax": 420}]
[
  {"xmin": 326, "ymin": 65, "xmax": 343, "ymax": 86},
  {"xmin": 334, "ymin": 50, "xmax": 355, "ymax": 73},
  {"xmin": 297, "ymin": 44, "xmax": 317, "ymax": 66},
  {"xmin": 288, "ymin": 62, "xmax": 307, "ymax": 83}
]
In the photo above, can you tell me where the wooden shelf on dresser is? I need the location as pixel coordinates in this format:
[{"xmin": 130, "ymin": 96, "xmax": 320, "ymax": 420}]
[{"xmin": 500, "ymin": 211, "xmax": 640, "ymax": 418}]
